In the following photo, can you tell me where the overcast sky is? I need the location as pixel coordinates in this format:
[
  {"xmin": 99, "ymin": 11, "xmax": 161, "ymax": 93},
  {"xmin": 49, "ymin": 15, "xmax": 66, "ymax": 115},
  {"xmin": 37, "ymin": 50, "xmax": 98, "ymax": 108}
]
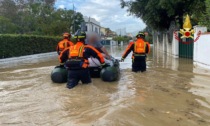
[{"xmin": 55, "ymin": 0, "xmax": 146, "ymax": 33}]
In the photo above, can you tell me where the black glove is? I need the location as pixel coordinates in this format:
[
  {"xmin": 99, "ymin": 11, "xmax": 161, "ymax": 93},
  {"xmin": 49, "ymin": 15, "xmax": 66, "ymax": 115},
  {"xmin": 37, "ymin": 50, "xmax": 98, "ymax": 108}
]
[
  {"xmin": 121, "ymin": 58, "xmax": 124, "ymax": 62},
  {"xmin": 60, "ymin": 63, "xmax": 64, "ymax": 67},
  {"xmin": 101, "ymin": 63, "xmax": 109, "ymax": 68}
]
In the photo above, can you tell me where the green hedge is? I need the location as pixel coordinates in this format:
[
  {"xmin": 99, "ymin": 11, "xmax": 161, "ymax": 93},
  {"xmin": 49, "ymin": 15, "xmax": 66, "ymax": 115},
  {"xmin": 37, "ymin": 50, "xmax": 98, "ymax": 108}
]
[{"xmin": 0, "ymin": 34, "xmax": 62, "ymax": 59}]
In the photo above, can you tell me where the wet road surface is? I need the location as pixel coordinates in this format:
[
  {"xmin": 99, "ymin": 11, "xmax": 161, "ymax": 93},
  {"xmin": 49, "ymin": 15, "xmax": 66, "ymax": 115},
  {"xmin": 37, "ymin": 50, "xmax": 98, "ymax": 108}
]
[{"xmin": 0, "ymin": 45, "xmax": 210, "ymax": 126}]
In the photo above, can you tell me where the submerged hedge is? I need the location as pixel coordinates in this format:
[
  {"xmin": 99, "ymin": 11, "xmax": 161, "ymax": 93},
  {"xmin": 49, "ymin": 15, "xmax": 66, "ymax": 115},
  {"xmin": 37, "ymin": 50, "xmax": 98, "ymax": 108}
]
[{"xmin": 0, "ymin": 34, "xmax": 62, "ymax": 59}]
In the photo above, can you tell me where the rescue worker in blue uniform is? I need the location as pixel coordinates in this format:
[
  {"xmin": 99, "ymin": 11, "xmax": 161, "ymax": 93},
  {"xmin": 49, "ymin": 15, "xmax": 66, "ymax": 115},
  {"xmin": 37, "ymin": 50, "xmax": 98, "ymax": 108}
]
[
  {"xmin": 59, "ymin": 30, "xmax": 105, "ymax": 89},
  {"xmin": 121, "ymin": 32, "xmax": 150, "ymax": 72}
]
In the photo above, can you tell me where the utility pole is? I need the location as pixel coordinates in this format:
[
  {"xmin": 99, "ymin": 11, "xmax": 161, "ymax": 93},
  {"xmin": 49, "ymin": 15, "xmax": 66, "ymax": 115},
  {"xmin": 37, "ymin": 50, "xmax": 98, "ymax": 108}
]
[
  {"xmin": 73, "ymin": 4, "xmax": 76, "ymax": 33},
  {"xmin": 125, "ymin": 27, "xmax": 126, "ymax": 36}
]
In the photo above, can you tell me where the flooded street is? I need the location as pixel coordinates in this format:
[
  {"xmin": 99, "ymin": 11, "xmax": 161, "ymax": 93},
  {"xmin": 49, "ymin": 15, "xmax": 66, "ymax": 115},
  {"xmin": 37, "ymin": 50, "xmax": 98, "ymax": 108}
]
[{"xmin": 1, "ymin": 46, "xmax": 210, "ymax": 126}]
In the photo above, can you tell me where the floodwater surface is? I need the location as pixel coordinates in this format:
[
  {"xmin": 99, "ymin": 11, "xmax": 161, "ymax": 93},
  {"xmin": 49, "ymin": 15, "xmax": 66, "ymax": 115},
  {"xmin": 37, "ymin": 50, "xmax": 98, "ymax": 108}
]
[{"xmin": 0, "ymin": 45, "xmax": 210, "ymax": 126}]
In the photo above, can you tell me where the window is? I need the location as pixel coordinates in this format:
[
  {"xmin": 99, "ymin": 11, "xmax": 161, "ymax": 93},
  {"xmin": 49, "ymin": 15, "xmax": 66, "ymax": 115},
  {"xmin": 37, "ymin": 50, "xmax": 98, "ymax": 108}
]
[
  {"xmin": 95, "ymin": 27, "xmax": 98, "ymax": 33},
  {"xmin": 85, "ymin": 25, "xmax": 88, "ymax": 31}
]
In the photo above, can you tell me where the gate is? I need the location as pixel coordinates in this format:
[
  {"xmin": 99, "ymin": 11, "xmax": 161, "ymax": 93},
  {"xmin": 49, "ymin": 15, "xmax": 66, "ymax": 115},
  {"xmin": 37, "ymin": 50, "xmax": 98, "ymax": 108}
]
[{"xmin": 179, "ymin": 37, "xmax": 194, "ymax": 59}]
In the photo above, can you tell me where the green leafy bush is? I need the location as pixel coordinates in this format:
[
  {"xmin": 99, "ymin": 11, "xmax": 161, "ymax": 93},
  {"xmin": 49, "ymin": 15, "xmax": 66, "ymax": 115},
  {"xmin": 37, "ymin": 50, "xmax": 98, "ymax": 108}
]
[{"xmin": 0, "ymin": 34, "xmax": 62, "ymax": 59}]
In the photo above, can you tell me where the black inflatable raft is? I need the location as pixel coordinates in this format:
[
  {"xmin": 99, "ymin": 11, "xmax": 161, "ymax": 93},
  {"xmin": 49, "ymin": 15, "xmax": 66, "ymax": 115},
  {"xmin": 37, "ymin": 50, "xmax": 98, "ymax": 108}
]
[
  {"xmin": 51, "ymin": 58, "xmax": 120, "ymax": 83},
  {"xmin": 51, "ymin": 66, "xmax": 68, "ymax": 83}
]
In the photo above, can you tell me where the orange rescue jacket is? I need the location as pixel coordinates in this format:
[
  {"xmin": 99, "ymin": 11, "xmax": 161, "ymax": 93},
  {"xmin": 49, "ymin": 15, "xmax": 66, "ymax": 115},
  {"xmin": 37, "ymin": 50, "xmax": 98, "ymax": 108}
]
[
  {"xmin": 56, "ymin": 39, "xmax": 74, "ymax": 54},
  {"xmin": 122, "ymin": 38, "xmax": 150, "ymax": 59},
  {"xmin": 59, "ymin": 42, "xmax": 105, "ymax": 69},
  {"xmin": 134, "ymin": 39, "xmax": 147, "ymax": 54}
]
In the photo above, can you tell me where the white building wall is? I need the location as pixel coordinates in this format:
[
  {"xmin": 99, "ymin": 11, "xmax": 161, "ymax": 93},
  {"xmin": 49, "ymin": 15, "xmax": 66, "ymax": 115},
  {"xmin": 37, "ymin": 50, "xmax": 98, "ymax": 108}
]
[
  {"xmin": 193, "ymin": 26, "xmax": 207, "ymax": 63},
  {"xmin": 110, "ymin": 41, "xmax": 117, "ymax": 46},
  {"xmin": 193, "ymin": 26, "xmax": 210, "ymax": 69},
  {"xmin": 83, "ymin": 16, "xmax": 100, "ymax": 34},
  {"xmin": 154, "ymin": 26, "xmax": 210, "ymax": 70},
  {"xmin": 162, "ymin": 34, "xmax": 166, "ymax": 52},
  {"xmin": 171, "ymin": 31, "xmax": 179, "ymax": 58}
]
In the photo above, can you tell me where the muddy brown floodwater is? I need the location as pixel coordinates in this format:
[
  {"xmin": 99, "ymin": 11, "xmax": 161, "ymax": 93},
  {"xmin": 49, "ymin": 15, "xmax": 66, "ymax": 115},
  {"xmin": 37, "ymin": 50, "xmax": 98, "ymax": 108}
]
[{"xmin": 0, "ymin": 45, "xmax": 210, "ymax": 126}]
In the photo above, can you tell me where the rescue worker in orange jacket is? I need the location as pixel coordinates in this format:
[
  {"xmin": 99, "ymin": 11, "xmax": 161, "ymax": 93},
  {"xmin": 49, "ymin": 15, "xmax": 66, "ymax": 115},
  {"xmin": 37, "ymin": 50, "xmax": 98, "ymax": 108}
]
[
  {"xmin": 121, "ymin": 32, "xmax": 150, "ymax": 72},
  {"xmin": 56, "ymin": 32, "xmax": 74, "ymax": 55},
  {"xmin": 59, "ymin": 30, "xmax": 105, "ymax": 89}
]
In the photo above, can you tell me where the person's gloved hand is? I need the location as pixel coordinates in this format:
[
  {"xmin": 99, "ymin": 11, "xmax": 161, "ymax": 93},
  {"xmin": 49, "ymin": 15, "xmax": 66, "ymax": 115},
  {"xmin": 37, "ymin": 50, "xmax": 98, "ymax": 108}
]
[
  {"xmin": 121, "ymin": 58, "xmax": 124, "ymax": 62},
  {"xmin": 101, "ymin": 63, "xmax": 108, "ymax": 68},
  {"xmin": 60, "ymin": 63, "xmax": 64, "ymax": 67},
  {"xmin": 101, "ymin": 63, "xmax": 105, "ymax": 68}
]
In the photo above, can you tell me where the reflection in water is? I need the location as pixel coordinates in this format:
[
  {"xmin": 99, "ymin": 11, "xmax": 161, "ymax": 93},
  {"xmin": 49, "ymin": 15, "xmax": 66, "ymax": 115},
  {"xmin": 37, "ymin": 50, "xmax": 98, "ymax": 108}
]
[{"xmin": 0, "ymin": 45, "xmax": 210, "ymax": 126}]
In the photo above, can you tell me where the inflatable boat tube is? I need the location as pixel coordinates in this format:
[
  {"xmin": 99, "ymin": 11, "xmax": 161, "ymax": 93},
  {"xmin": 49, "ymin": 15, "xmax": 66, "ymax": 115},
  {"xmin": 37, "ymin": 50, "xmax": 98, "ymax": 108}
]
[
  {"xmin": 100, "ymin": 66, "xmax": 119, "ymax": 82},
  {"xmin": 51, "ymin": 66, "xmax": 67, "ymax": 83},
  {"xmin": 51, "ymin": 57, "xmax": 120, "ymax": 83},
  {"xmin": 89, "ymin": 57, "xmax": 120, "ymax": 82}
]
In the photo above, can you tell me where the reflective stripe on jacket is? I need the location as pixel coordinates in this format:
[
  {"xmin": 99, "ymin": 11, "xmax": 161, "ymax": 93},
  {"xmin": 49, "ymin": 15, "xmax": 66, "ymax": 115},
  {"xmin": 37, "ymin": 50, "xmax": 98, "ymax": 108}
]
[
  {"xmin": 122, "ymin": 38, "xmax": 150, "ymax": 59},
  {"xmin": 59, "ymin": 42, "xmax": 105, "ymax": 69},
  {"xmin": 56, "ymin": 39, "xmax": 74, "ymax": 53}
]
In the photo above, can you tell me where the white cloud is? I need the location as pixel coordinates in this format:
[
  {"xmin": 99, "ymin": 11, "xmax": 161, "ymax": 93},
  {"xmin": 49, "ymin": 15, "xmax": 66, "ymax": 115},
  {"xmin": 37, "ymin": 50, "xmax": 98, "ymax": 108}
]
[
  {"xmin": 58, "ymin": 5, "xmax": 65, "ymax": 9},
  {"xmin": 55, "ymin": 0, "xmax": 146, "ymax": 33}
]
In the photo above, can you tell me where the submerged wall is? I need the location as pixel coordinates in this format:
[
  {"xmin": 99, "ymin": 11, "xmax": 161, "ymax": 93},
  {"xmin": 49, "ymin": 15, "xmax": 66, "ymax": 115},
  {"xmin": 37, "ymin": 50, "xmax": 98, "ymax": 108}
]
[
  {"xmin": 153, "ymin": 32, "xmax": 178, "ymax": 58},
  {"xmin": 154, "ymin": 26, "xmax": 210, "ymax": 70},
  {"xmin": 193, "ymin": 26, "xmax": 210, "ymax": 69},
  {"xmin": 0, "ymin": 52, "xmax": 57, "ymax": 69}
]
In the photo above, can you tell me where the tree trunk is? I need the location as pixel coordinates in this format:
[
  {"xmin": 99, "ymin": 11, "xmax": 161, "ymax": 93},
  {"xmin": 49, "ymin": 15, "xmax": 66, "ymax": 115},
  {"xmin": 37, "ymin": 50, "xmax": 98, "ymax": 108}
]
[{"xmin": 178, "ymin": 14, "xmax": 183, "ymax": 29}]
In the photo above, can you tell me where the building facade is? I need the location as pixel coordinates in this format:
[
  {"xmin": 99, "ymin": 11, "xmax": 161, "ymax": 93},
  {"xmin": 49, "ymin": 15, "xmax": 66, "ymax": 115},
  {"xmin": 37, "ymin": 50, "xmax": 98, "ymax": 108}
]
[
  {"xmin": 100, "ymin": 27, "xmax": 106, "ymax": 36},
  {"xmin": 83, "ymin": 16, "xmax": 101, "ymax": 35}
]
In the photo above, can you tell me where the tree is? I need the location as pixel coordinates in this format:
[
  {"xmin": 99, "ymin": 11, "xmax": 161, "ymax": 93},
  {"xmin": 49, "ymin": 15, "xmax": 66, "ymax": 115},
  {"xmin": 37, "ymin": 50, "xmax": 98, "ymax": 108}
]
[
  {"xmin": 0, "ymin": 0, "xmax": 84, "ymax": 35},
  {"xmin": 199, "ymin": 0, "xmax": 210, "ymax": 31},
  {"xmin": 74, "ymin": 12, "xmax": 84, "ymax": 33},
  {"xmin": 105, "ymin": 28, "xmax": 112, "ymax": 37},
  {"xmin": 113, "ymin": 35, "xmax": 132, "ymax": 44},
  {"xmin": 0, "ymin": 16, "xmax": 17, "ymax": 33},
  {"xmin": 142, "ymin": 27, "xmax": 153, "ymax": 44},
  {"xmin": 121, "ymin": 0, "xmax": 206, "ymax": 31},
  {"xmin": 0, "ymin": 0, "xmax": 18, "ymax": 21}
]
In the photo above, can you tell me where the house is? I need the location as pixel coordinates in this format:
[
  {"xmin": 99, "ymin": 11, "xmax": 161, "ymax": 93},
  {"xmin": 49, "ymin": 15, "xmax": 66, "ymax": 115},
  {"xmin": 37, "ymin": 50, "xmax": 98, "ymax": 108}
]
[
  {"xmin": 100, "ymin": 27, "xmax": 106, "ymax": 37},
  {"xmin": 82, "ymin": 16, "xmax": 101, "ymax": 34}
]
